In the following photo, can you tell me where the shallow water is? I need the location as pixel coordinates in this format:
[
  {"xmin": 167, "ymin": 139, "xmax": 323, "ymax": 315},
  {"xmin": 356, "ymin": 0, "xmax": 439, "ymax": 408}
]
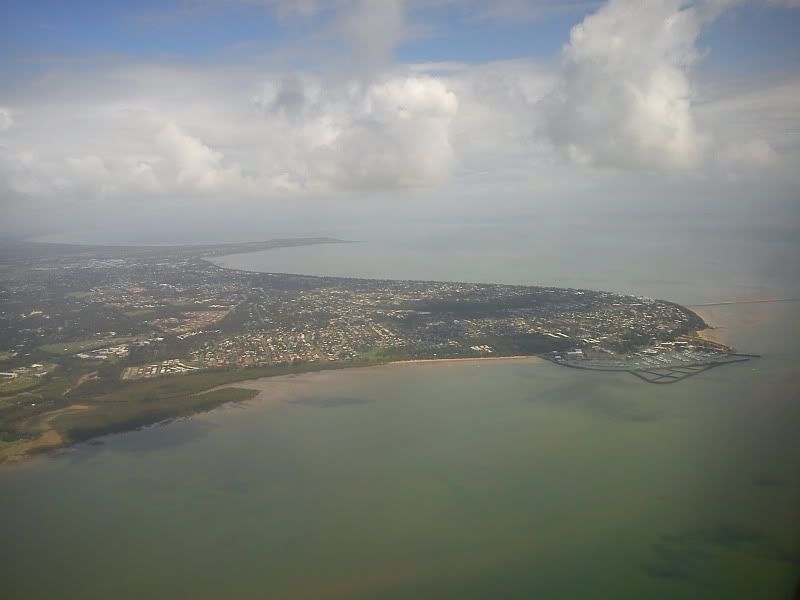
[
  {"xmin": 1, "ymin": 300, "xmax": 798, "ymax": 599},
  {"xmin": 4, "ymin": 221, "xmax": 800, "ymax": 598}
]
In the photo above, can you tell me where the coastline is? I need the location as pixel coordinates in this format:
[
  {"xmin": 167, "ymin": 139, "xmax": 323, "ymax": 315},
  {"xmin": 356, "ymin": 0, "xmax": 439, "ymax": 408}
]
[
  {"xmin": 692, "ymin": 307, "xmax": 728, "ymax": 346},
  {"xmin": 203, "ymin": 355, "xmax": 542, "ymax": 396},
  {"xmin": 0, "ymin": 239, "xmax": 716, "ymax": 466},
  {"xmin": 387, "ymin": 355, "xmax": 540, "ymax": 366},
  {"xmin": 0, "ymin": 354, "xmax": 543, "ymax": 466}
]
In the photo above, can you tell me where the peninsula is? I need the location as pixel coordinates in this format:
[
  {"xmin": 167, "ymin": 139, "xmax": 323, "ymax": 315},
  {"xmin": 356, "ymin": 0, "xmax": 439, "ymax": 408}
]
[{"xmin": 0, "ymin": 238, "xmax": 753, "ymax": 462}]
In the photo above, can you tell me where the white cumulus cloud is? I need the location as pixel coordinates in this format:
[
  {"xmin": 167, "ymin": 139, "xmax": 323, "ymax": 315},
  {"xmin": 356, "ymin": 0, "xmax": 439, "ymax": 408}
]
[
  {"xmin": 541, "ymin": 0, "xmax": 709, "ymax": 169},
  {"xmin": 0, "ymin": 68, "xmax": 460, "ymax": 203},
  {"xmin": 155, "ymin": 121, "xmax": 249, "ymax": 193},
  {"xmin": 0, "ymin": 0, "xmax": 796, "ymax": 221},
  {"xmin": 253, "ymin": 74, "xmax": 459, "ymax": 190}
]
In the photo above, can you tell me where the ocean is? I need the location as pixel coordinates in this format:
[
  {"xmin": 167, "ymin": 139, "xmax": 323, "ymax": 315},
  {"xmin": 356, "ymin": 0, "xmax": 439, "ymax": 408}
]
[{"xmin": 4, "ymin": 217, "xmax": 799, "ymax": 599}]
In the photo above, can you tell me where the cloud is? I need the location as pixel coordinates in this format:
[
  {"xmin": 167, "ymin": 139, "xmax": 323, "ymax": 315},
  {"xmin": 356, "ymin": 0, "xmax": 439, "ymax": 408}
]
[
  {"xmin": 695, "ymin": 74, "xmax": 800, "ymax": 169},
  {"xmin": 720, "ymin": 138, "xmax": 777, "ymax": 166},
  {"xmin": 337, "ymin": 0, "xmax": 407, "ymax": 74},
  {"xmin": 0, "ymin": 107, "xmax": 12, "ymax": 131},
  {"xmin": 0, "ymin": 0, "xmax": 796, "ymax": 223},
  {"xmin": 155, "ymin": 121, "xmax": 248, "ymax": 193},
  {"xmin": 244, "ymin": 0, "xmax": 410, "ymax": 76},
  {"xmin": 537, "ymin": 0, "xmax": 800, "ymax": 171},
  {"xmin": 541, "ymin": 0, "xmax": 710, "ymax": 169},
  {"xmin": 0, "ymin": 66, "xmax": 459, "ymax": 203},
  {"xmin": 252, "ymin": 73, "xmax": 459, "ymax": 190},
  {"xmin": 265, "ymin": 0, "xmax": 329, "ymax": 18},
  {"xmin": 469, "ymin": 0, "xmax": 604, "ymax": 23}
]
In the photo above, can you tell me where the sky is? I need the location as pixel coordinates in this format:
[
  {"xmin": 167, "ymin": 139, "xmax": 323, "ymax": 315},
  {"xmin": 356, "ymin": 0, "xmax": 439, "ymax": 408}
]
[{"xmin": 0, "ymin": 0, "xmax": 798, "ymax": 240}]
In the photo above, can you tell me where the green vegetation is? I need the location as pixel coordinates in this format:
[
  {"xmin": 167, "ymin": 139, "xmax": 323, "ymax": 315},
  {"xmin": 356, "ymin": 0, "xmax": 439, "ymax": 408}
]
[
  {"xmin": 65, "ymin": 291, "xmax": 94, "ymax": 300},
  {"xmin": 0, "ymin": 364, "xmax": 95, "ymax": 427},
  {"xmin": 0, "ymin": 358, "xmax": 376, "ymax": 461},
  {"xmin": 48, "ymin": 360, "xmax": 376, "ymax": 444},
  {"xmin": 122, "ymin": 309, "xmax": 158, "ymax": 318},
  {"xmin": 38, "ymin": 336, "xmax": 140, "ymax": 355},
  {"xmin": 95, "ymin": 359, "xmax": 371, "ymax": 403},
  {"xmin": 0, "ymin": 437, "xmax": 21, "ymax": 451},
  {"xmin": 0, "ymin": 237, "xmax": 719, "ymax": 463},
  {"xmin": 0, "ymin": 376, "xmax": 40, "ymax": 395},
  {"xmin": 371, "ymin": 335, "xmax": 567, "ymax": 361},
  {"xmin": 466, "ymin": 334, "xmax": 573, "ymax": 355}
]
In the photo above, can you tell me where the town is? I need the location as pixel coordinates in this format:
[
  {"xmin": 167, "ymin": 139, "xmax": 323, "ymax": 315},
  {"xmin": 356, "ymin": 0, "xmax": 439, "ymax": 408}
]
[
  {"xmin": 0, "ymin": 238, "xmax": 710, "ymax": 376},
  {"xmin": 0, "ymin": 238, "xmax": 750, "ymax": 458}
]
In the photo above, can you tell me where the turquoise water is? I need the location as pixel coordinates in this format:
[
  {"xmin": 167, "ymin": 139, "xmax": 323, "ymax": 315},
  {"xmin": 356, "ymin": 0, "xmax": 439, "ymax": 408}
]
[{"xmin": 3, "ymin": 222, "xmax": 799, "ymax": 598}]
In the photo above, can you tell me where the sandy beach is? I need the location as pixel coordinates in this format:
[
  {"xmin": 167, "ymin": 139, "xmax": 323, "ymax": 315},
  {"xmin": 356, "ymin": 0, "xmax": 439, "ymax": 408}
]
[
  {"xmin": 691, "ymin": 302, "xmax": 779, "ymax": 349},
  {"xmin": 387, "ymin": 355, "xmax": 541, "ymax": 366},
  {"xmin": 692, "ymin": 307, "xmax": 728, "ymax": 345}
]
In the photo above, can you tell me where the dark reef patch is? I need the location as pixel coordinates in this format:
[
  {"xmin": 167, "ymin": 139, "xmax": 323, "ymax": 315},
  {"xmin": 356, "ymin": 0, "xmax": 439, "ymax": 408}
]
[{"xmin": 642, "ymin": 522, "xmax": 799, "ymax": 582}]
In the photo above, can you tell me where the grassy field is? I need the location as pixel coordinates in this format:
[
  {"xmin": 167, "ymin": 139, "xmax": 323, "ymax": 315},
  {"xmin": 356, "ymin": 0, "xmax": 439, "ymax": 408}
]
[
  {"xmin": 0, "ymin": 376, "xmax": 40, "ymax": 395},
  {"xmin": 122, "ymin": 309, "xmax": 158, "ymax": 318},
  {"xmin": 38, "ymin": 336, "xmax": 140, "ymax": 355},
  {"xmin": 0, "ymin": 438, "xmax": 22, "ymax": 452},
  {"xmin": 64, "ymin": 291, "xmax": 94, "ymax": 299}
]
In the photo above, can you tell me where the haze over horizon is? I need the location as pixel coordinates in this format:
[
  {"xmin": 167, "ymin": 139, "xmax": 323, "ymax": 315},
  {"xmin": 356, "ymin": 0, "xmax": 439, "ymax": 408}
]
[{"xmin": 1, "ymin": 0, "xmax": 798, "ymax": 241}]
